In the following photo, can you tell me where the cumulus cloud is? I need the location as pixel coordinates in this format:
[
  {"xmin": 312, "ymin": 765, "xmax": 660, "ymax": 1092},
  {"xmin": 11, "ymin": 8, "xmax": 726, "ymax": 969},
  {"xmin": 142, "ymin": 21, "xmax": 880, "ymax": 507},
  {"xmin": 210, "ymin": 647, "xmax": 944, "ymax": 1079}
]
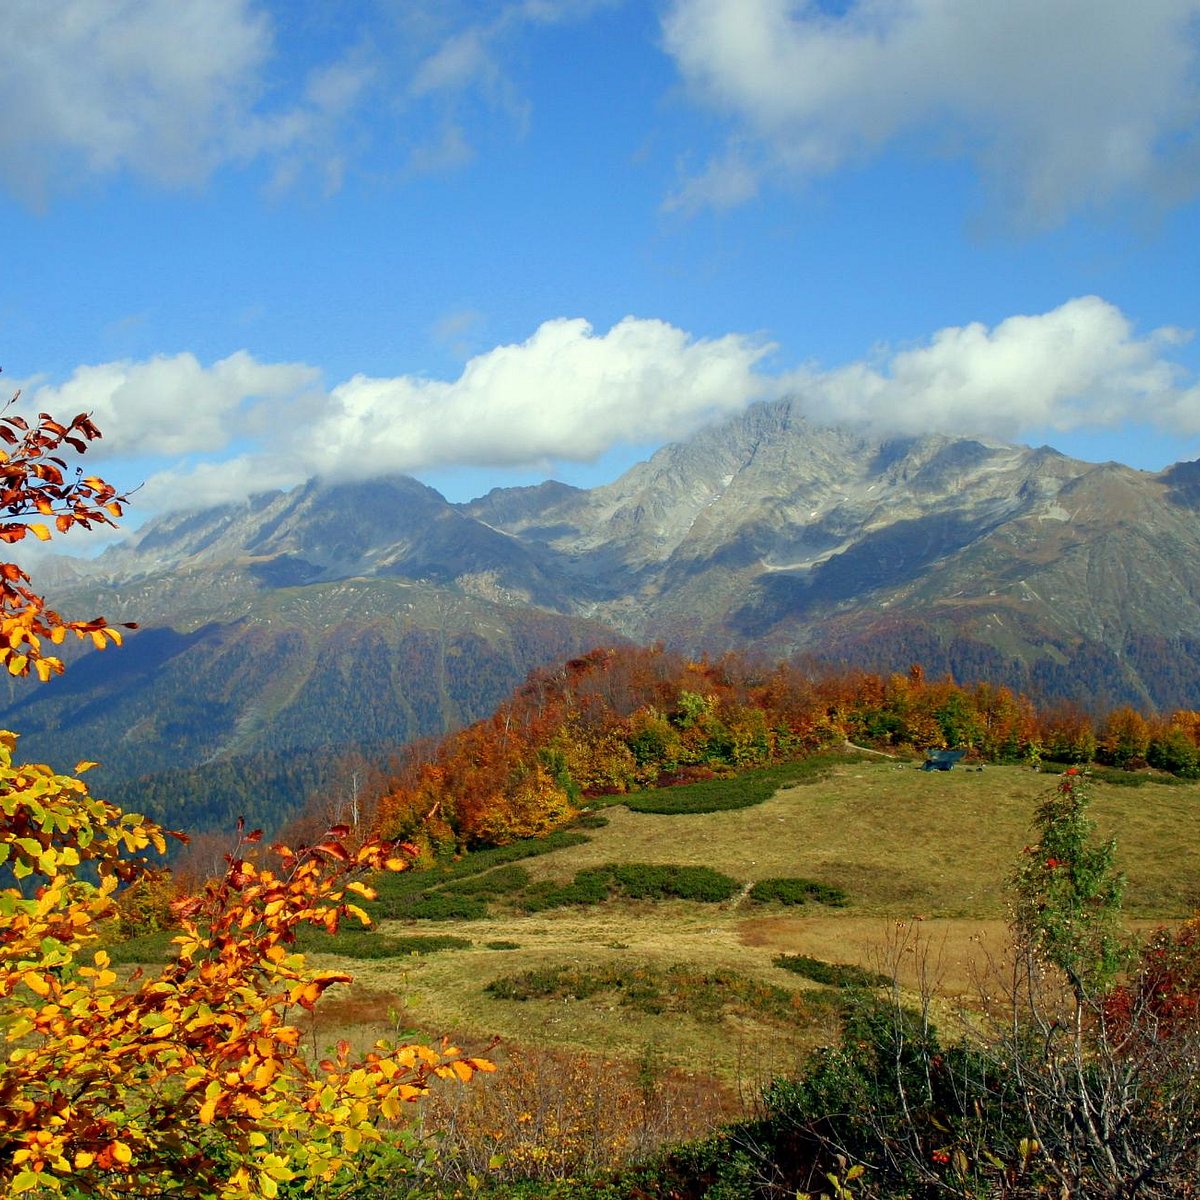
[
  {"xmin": 314, "ymin": 317, "xmax": 774, "ymax": 476},
  {"xmin": 789, "ymin": 297, "xmax": 1200, "ymax": 439},
  {"xmin": 661, "ymin": 0, "xmax": 1200, "ymax": 225},
  {"xmin": 22, "ymin": 301, "xmax": 1200, "ymax": 517},
  {"xmin": 19, "ymin": 352, "xmax": 322, "ymax": 458},
  {"xmin": 18, "ymin": 317, "xmax": 772, "ymax": 512}
]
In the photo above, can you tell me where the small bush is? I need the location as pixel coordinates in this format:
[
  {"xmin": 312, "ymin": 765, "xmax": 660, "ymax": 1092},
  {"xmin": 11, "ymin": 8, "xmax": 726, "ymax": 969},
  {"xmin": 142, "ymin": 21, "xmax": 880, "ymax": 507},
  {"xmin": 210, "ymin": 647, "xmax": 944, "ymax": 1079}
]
[
  {"xmin": 443, "ymin": 865, "xmax": 531, "ymax": 897},
  {"xmin": 574, "ymin": 811, "xmax": 610, "ymax": 828},
  {"xmin": 749, "ymin": 877, "xmax": 849, "ymax": 907},
  {"xmin": 773, "ymin": 954, "xmax": 888, "ymax": 989},
  {"xmin": 622, "ymin": 754, "xmax": 863, "ymax": 815},
  {"xmin": 518, "ymin": 869, "xmax": 614, "ymax": 913},
  {"xmin": 361, "ymin": 831, "xmax": 590, "ymax": 919},
  {"xmin": 518, "ymin": 864, "xmax": 741, "ymax": 911},
  {"xmin": 1085, "ymin": 765, "xmax": 1185, "ymax": 788},
  {"xmin": 485, "ymin": 962, "xmax": 819, "ymax": 1025},
  {"xmin": 485, "ymin": 940, "xmax": 521, "ymax": 951},
  {"xmin": 403, "ymin": 893, "xmax": 489, "ymax": 921},
  {"xmin": 612, "ymin": 864, "xmax": 740, "ymax": 902},
  {"xmin": 298, "ymin": 929, "xmax": 473, "ymax": 958}
]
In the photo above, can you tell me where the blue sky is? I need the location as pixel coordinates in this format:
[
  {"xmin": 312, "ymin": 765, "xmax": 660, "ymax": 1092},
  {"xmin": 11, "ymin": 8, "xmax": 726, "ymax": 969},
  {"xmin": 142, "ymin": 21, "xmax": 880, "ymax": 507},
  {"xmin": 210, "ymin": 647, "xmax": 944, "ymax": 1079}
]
[{"xmin": 4, "ymin": 0, "xmax": 1200, "ymax": 535}]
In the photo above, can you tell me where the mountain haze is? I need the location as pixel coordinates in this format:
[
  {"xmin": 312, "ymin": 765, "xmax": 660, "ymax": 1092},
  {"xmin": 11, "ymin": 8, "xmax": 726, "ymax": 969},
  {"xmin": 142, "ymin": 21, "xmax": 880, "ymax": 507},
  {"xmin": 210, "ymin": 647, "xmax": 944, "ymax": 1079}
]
[{"xmin": 6, "ymin": 399, "xmax": 1200, "ymax": 806}]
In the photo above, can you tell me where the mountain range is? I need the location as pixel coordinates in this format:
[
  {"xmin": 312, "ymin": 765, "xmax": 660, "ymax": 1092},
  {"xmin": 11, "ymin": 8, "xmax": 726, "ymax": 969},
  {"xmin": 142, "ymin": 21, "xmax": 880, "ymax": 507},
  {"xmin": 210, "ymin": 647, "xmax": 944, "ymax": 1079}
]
[{"xmin": 6, "ymin": 398, "xmax": 1200, "ymax": 816}]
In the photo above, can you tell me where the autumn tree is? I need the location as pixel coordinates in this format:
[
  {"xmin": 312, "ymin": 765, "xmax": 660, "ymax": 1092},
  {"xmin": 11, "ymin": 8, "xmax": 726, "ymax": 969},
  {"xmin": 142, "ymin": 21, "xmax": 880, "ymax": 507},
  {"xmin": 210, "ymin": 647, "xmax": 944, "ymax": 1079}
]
[
  {"xmin": 0, "ymin": 748, "xmax": 491, "ymax": 1198},
  {"xmin": 0, "ymin": 401, "xmax": 491, "ymax": 1198},
  {"xmin": 0, "ymin": 397, "xmax": 132, "ymax": 679}
]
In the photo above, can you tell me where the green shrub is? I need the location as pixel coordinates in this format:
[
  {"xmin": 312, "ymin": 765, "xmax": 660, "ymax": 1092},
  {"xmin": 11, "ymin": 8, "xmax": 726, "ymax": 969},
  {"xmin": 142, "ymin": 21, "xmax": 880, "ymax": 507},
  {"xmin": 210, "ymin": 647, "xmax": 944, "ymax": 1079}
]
[
  {"xmin": 773, "ymin": 954, "xmax": 888, "ymax": 989},
  {"xmin": 517, "ymin": 863, "xmax": 740, "ymax": 911},
  {"xmin": 749, "ymin": 877, "xmax": 849, "ymax": 907},
  {"xmin": 622, "ymin": 754, "xmax": 861, "ymax": 815},
  {"xmin": 443, "ymin": 865, "xmax": 531, "ymax": 896},
  {"xmin": 1086, "ymin": 764, "xmax": 1186, "ymax": 787},
  {"xmin": 486, "ymin": 962, "xmax": 817, "ymax": 1025},
  {"xmin": 518, "ymin": 868, "xmax": 615, "ymax": 913},
  {"xmin": 361, "ymin": 830, "xmax": 590, "ymax": 920},
  {"xmin": 574, "ymin": 811, "xmax": 610, "ymax": 828},
  {"xmin": 403, "ymin": 893, "xmax": 489, "ymax": 921},
  {"xmin": 485, "ymin": 940, "xmax": 521, "ymax": 951},
  {"xmin": 611, "ymin": 864, "xmax": 740, "ymax": 902},
  {"xmin": 298, "ymin": 929, "xmax": 472, "ymax": 958}
]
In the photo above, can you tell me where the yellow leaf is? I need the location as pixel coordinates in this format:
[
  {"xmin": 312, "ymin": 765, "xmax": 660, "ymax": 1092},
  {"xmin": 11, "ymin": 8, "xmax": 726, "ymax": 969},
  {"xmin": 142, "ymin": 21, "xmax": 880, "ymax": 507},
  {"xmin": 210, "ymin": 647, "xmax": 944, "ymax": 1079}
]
[
  {"xmin": 22, "ymin": 971, "xmax": 50, "ymax": 998},
  {"xmin": 111, "ymin": 1140, "xmax": 133, "ymax": 1165},
  {"xmin": 27, "ymin": 523, "xmax": 51, "ymax": 542},
  {"xmin": 74, "ymin": 760, "xmax": 99, "ymax": 774},
  {"xmin": 74, "ymin": 1151, "xmax": 95, "ymax": 1168}
]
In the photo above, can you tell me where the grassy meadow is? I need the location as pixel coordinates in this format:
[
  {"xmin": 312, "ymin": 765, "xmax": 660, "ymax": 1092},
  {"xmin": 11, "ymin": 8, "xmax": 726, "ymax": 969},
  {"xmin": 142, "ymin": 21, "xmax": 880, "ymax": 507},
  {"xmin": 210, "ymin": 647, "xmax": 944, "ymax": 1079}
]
[{"xmin": 299, "ymin": 760, "xmax": 1200, "ymax": 1094}]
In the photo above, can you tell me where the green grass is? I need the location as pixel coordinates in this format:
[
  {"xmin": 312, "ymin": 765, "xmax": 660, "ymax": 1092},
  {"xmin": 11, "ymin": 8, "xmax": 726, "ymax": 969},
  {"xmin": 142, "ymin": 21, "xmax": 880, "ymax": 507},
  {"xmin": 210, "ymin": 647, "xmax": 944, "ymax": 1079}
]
[{"xmin": 106, "ymin": 929, "xmax": 177, "ymax": 964}]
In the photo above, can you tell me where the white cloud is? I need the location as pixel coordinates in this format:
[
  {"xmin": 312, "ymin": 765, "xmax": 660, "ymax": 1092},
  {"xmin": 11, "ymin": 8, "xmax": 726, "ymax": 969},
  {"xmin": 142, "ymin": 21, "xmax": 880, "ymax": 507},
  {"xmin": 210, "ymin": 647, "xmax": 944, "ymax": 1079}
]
[
  {"xmin": 17, "ymin": 317, "xmax": 772, "ymax": 512},
  {"xmin": 662, "ymin": 0, "xmax": 1200, "ymax": 225},
  {"xmin": 20, "ymin": 351, "xmax": 321, "ymax": 458},
  {"xmin": 0, "ymin": 0, "xmax": 376, "ymax": 200},
  {"xmin": 0, "ymin": 0, "xmax": 617, "ymax": 199},
  {"xmin": 0, "ymin": 0, "xmax": 270, "ymax": 196},
  {"xmin": 21, "ymin": 301, "xmax": 1200, "ymax": 517},
  {"xmin": 663, "ymin": 143, "xmax": 760, "ymax": 213},
  {"xmin": 313, "ymin": 317, "xmax": 774, "ymax": 477},
  {"xmin": 789, "ymin": 296, "xmax": 1200, "ymax": 439}
]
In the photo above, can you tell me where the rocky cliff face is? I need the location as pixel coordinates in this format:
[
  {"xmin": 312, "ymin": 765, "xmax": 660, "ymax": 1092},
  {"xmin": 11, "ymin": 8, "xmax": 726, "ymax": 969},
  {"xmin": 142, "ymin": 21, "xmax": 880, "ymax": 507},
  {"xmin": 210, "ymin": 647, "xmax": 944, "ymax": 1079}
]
[{"xmin": 8, "ymin": 398, "xmax": 1200, "ymax": 785}]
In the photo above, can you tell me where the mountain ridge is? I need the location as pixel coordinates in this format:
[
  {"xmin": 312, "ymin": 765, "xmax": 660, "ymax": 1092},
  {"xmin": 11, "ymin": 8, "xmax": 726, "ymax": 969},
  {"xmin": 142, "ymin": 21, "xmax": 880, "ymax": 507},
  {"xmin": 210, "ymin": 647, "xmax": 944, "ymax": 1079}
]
[{"xmin": 8, "ymin": 399, "xmax": 1200, "ymax": 802}]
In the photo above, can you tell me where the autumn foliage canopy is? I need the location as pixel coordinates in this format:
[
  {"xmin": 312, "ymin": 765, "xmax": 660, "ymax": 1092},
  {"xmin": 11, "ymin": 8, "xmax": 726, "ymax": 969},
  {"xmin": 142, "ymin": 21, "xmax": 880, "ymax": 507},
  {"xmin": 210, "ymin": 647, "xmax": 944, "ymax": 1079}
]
[{"xmin": 0, "ymin": 402, "xmax": 490, "ymax": 1198}]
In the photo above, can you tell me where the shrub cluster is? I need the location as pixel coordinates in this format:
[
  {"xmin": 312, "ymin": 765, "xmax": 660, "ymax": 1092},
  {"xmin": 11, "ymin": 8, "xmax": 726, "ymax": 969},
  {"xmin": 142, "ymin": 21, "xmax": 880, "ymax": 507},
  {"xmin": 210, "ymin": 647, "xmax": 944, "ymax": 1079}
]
[
  {"xmin": 748, "ymin": 877, "xmax": 849, "ymax": 907},
  {"xmin": 297, "ymin": 929, "xmax": 473, "ymax": 958},
  {"xmin": 622, "ymin": 754, "xmax": 858, "ymax": 815},
  {"xmin": 442, "ymin": 865, "xmax": 532, "ymax": 896},
  {"xmin": 518, "ymin": 863, "xmax": 741, "ymax": 912},
  {"xmin": 773, "ymin": 954, "xmax": 888, "ymax": 989},
  {"xmin": 362, "ymin": 830, "xmax": 590, "ymax": 920},
  {"xmin": 485, "ymin": 961, "xmax": 828, "ymax": 1025}
]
